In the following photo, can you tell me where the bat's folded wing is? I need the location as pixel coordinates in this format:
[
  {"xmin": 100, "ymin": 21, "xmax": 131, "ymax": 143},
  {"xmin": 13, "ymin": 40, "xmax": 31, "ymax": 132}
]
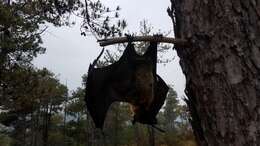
[
  {"xmin": 151, "ymin": 75, "xmax": 169, "ymax": 116},
  {"xmin": 85, "ymin": 61, "xmax": 135, "ymax": 129},
  {"xmin": 85, "ymin": 65, "xmax": 114, "ymax": 129},
  {"xmin": 134, "ymin": 74, "xmax": 169, "ymax": 125}
]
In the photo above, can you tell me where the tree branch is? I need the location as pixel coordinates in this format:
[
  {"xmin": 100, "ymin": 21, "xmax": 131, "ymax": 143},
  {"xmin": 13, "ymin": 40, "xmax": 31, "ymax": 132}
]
[{"xmin": 97, "ymin": 36, "xmax": 188, "ymax": 47}]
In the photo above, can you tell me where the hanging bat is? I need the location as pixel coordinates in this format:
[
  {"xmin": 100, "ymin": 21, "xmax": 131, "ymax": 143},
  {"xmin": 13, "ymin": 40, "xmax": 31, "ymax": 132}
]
[{"xmin": 85, "ymin": 41, "xmax": 169, "ymax": 129}]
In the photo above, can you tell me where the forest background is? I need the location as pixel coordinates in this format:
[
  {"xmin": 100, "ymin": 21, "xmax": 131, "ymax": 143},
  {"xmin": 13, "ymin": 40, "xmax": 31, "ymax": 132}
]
[{"xmin": 0, "ymin": 0, "xmax": 196, "ymax": 146}]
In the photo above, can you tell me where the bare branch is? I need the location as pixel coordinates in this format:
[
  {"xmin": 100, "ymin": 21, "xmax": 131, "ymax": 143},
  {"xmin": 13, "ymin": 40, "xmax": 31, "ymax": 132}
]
[{"xmin": 97, "ymin": 36, "xmax": 188, "ymax": 47}]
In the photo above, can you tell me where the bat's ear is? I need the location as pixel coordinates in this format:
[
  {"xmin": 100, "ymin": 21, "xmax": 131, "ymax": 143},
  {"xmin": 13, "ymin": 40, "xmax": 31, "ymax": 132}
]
[
  {"xmin": 125, "ymin": 33, "xmax": 134, "ymax": 43},
  {"xmin": 118, "ymin": 39, "xmax": 137, "ymax": 62}
]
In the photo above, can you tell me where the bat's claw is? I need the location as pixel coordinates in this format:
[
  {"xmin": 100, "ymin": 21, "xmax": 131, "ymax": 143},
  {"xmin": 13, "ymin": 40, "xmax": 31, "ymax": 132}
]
[
  {"xmin": 153, "ymin": 34, "xmax": 163, "ymax": 39},
  {"xmin": 125, "ymin": 33, "xmax": 134, "ymax": 42}
]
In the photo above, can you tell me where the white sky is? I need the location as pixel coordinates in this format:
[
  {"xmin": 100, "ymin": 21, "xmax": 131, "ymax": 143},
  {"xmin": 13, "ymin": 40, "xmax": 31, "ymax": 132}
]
[{"xmin": 33, "ymin": 0, "xmax": 186, "ymax": 97}]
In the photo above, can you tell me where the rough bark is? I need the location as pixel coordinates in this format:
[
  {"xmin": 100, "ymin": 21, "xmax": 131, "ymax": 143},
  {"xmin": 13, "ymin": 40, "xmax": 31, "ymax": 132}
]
[{"xmin": 169, "ymin": 0, "xmax": 260, "ymax": 145}]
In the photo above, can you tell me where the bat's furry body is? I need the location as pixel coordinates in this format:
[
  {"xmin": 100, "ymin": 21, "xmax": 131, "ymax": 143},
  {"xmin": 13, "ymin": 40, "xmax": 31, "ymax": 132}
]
[{"xmin": 85, "ymin": 42, "xmax": 169, "ymax": 129}]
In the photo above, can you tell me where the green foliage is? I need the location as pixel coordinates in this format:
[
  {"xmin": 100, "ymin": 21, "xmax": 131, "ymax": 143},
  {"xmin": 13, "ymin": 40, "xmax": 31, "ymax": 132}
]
[
  {"xmin": 161, "ymin": 86, "xmax": 196, "ymax": 146},
  {"xmin": 0, "ymin": 0, "xmax": 81, "ymax": 69},
  {"xmin": 48, "ymin": 131, "xmax": 64, "ymax": 146},
  {"xmin": 81, "ymin": 0, "xmax": 127, "ymax": 38},
  {"xmin": 164, "ymin": 87, "xmax": 179, "ymax": 130},
  {"xmin": 0, "ymin": 0, "xmax": 125, "ymax": 78},
  {"xmin": 0, "ymin": 134, "xmax": 13, "ymax": 146},
  {"xmin": 1, "ymin": 67, "xmax": 67, "ymax": 113},
  {"xmin": 0, "ymin": 67, "xmax": 68, "ymax": 146},
  {"xmin": 67, "ymin": 88, "xmax": 86, "ymax": 116}
]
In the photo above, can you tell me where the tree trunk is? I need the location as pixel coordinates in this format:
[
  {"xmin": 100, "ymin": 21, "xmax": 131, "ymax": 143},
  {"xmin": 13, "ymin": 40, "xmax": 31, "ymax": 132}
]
[{"xmin": 169, "ymin": 0, "xmax": 260, "ymax": 145}]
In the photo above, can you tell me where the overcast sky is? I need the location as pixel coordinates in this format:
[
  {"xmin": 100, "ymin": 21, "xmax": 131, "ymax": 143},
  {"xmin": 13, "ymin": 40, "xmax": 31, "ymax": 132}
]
[{"xmin": 33, "ymin": 0, "xmax": 186, "ymax": 97}]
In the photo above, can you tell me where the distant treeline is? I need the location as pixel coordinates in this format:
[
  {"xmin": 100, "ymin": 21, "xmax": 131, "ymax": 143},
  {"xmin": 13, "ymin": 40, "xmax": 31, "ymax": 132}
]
[{"xmin": 0, "ymin": 67, "xmax": 196, "ymax": 146}]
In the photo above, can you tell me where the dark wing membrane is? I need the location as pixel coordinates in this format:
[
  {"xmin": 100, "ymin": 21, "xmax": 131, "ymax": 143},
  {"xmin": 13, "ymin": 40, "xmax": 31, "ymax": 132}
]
[
  {"xmin": 150, "ymin": 75, "xmax": 169, "ymax": 116},
  {"xmin": 85, "ymin": 43, "xmax": 137, "ymax": 129},
  {"xmin": 85, "ymin": 65, "xmax": 114, "ymax": 129}
]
